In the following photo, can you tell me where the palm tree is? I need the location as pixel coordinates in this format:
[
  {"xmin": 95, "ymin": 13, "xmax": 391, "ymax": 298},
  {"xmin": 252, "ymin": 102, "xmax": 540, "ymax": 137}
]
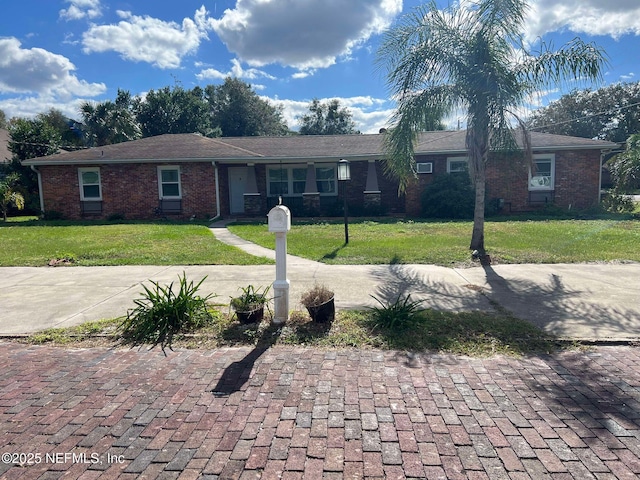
[
  {"xmin": 0, "ymin": 173, "xmax": 25, "ymax": 221},
  {"xmin": 80, "ymin": 90, "xmax": 141, "ymax": 147},
  {"xmin": 377, "ymin": 0, "xmax": 607, "ymax": 264}
]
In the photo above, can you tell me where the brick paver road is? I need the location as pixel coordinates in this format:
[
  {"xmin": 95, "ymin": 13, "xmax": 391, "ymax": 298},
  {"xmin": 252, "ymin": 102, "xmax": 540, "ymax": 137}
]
[{"xmin": 0, "ymin": 343, "xmax": 639, "ymax": 479}]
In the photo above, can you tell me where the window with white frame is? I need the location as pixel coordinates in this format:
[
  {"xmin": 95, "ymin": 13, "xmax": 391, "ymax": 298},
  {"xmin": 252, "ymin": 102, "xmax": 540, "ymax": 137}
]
[
  {"xmin": 78, "ymin": 168, "xmax": 102, "ymax": 201},
  {"xmin": 447, "ymin": 157, "xmax": 469, "ymax": 173},
  {"xmin": 529, "ymin": 155, "xmax": 555, "ymax": 190},
  {"xmin": 158, "ymin": 166, "xmax": 182, "ymax": 198},
  {"xmin": 267, "ymin": 165, "xmax": 337, "ymax": 196}
]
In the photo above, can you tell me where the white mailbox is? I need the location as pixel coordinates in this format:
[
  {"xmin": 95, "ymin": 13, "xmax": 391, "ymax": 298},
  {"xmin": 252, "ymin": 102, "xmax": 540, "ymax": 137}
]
[
  {"xmin": 268, "ymin": 205, "xmax": 291, "ymax": 232},
  {"xmin": 268, "ymin": 204, "xmax": 291, "ymax": 325}
]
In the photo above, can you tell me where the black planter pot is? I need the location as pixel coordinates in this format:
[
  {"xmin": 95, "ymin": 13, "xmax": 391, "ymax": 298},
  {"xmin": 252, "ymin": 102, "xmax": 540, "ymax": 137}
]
[
  {"xmin": 306, "ymin": 297, "xmax": 335, "ymax": 323},
  {"xmin": 235, "ymin": 306, "xmax": 264, "ymax": 324}
]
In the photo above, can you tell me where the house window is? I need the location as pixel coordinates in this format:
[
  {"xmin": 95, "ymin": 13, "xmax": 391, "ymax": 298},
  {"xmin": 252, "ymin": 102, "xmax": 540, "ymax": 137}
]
[
  {"xmin": 78, "ymin": 168, "xmax": 102, "ymax": 200},
  {"xmin": 529, "ymin": 156, "xmax": 555, "ymax": 190},
  {"xmin": 269, "ymin": 168, "xmax": 289, "ymax": 195},
  {"xmin": 158, "ymin": 166, "xmax": 181, "ymax": 198},
  {"xmin": 316, "ymin": 167, "xmax": 336, "ymax": 193},
  {"xmin": 447, "ymin": 157, "xmax": 468, "ymax": 173},
  {"xmin": 267, "ymin": 165, "xmax": 337, "ymax": 196},
  {"xmin": 292, "ymin": 167, "xmax": 307, "ymax": 194}
]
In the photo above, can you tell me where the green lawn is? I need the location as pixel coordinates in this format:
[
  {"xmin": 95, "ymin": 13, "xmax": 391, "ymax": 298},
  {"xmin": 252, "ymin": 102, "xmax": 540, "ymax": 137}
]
[
  {"xmin": 0, "ymin": 218, "xmax": 272, "ymax": 266},
  {"xmin": 2, "ymin": 216, "xmax": 639, "ymax": 267},
  {"xmin": 228, "ymin": 218, "xmax": 640, "ymax": 265}
]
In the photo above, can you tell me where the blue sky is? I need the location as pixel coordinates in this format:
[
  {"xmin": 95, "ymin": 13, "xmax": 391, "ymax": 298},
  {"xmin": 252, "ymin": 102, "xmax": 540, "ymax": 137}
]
[{"xmin": 1, "ymin": 0, "xmax": 639, "ymax": 134}]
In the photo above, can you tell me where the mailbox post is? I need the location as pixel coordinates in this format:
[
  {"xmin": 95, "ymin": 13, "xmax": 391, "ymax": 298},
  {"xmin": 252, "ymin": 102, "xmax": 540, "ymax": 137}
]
[{"xmin": 267, "ymin": 205, "xmax": 291, "ymax": 325}]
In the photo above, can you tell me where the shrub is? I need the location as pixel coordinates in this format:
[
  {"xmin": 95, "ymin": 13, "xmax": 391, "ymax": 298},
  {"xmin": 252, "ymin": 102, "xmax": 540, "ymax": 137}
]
[
  {"xmin": 118, "ymin": 273, "xmax": 216, "ymax": 352},
  {"xmin": 601, "ymin": 190, "xmax": 635, "ymax": 214},
  {"xmin": 421, "ymin": 173, "xmax": 475, "ymax": 219},
  {"xmin": 42, "ymin": 210, "xmax": 64, "ymax": 220},
  {"xmin": 107, "ymin": 213, "xmax": 125, "ymax": 221}
]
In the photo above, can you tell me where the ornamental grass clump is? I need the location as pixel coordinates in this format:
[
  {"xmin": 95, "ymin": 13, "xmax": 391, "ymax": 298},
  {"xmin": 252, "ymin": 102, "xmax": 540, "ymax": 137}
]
[
  {"xmin": 118, "ymin": 272, "xmax": 216, "ymax": 352},
  {"xmin": 368, "ymin": 293, "xmax": 424, "ymax": 331}
]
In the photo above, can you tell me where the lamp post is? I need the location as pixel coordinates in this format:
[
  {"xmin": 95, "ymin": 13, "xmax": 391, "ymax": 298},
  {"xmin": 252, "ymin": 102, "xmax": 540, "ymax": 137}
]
[{"xmin": 337, "ymin": 159, "xmax": 351, "ymax": 244}]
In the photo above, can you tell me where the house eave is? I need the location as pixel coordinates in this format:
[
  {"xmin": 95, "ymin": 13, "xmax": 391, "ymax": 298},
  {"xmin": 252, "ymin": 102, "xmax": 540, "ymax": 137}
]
[{"xmin": 22, "ymin": 153, "xmax": 383, "ymax": 167}]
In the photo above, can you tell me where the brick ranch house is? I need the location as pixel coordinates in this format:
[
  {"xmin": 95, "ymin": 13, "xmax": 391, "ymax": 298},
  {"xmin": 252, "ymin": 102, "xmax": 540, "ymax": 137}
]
[{"xmin": 22, "ymin": 130, "xmax": 618, "ymax": 220}]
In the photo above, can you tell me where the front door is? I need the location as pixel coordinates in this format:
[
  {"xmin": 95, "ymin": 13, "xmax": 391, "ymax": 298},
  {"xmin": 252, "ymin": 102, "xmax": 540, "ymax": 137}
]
[{"xmin": 228, "ymin": 167, "xmax": 247, "ymax": 214}]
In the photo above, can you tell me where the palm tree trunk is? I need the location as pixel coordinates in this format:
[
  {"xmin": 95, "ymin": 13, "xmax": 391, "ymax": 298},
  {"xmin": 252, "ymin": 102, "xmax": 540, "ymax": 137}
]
[
  {"xmin": 470, "ymin": 171, "xmax": 487, "ymax": 257},
  {"xmin": 466, "ymin": 126, "xmax": 491, "ymax": 265}
]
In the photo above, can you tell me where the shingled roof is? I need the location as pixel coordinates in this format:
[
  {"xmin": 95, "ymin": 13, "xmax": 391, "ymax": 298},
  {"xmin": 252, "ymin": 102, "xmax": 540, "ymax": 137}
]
[{"xmin": 22, "ymin": 131, "xmax": 619, "ymax": 166}]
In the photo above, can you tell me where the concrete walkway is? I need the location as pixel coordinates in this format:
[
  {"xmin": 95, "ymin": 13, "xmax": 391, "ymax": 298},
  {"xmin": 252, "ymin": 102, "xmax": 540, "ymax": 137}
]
[{"xmin": 0, "ymin": 222, "xmax": 639, "ymax": 341}]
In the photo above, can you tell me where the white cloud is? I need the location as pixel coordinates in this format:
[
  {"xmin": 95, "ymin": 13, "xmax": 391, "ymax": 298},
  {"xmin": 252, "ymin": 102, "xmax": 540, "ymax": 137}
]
[
  {"xmin": 196, "ymin": 58, "xmax": 276, "ymax": 81},
  {"xmin": 0, "ymin": 37, "xmax": 106, "ymax": 99},
  {"xmin": 526, "ymin": 0, "xmax": 640, "ymax": 41},
  {"xmin": 0, "ymin": 95, "xmax": 88, "ymax": 121},
  {"xmin": 212, "ymin": 0, "xmax": 402, "ymax": 71},
  {"xmin": 292, "ymin": 71, "xmax": 313, "ymax": 80},
  {"xmin": 82, "ymin": 6, "xmax": 214, "ymax": 69},
  {"xmin": 60, "ymin": 0, "xmax": 102, "ymax": 21},
  {"xmin": 620, "ymin": 73, "xmax": 635, "ymax": 81},
  {"xmin": 267, "ymin": 96, "xmax": 394, "ymax": 134}
]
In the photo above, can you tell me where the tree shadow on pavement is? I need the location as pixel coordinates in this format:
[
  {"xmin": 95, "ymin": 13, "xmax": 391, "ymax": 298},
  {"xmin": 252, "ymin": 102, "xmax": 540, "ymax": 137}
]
[
  {"xmin": 481, "ymin": 265, "xmax": 640, "ymax": 340},
  {"xmin": 371, "ymin": 263, "xmax": 491, "ymax": 313},
  {"xmin": 515, "ymin": 348, "xmax": 640, "ymax": 455}
]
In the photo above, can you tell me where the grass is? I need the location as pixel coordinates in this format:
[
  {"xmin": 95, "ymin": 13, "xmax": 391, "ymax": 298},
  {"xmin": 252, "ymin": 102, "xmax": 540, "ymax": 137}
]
[
  {"xmin": 14, "ymin": 306, "xmax": 566, "ymax": 357},
  {"xmin": 26, "ymin": 319, "xmax": 120, "ymax": 346},
  {"xmin": 228, "ymin": 217, "xmax": 640, "ymax": 265},
  {"xmin": 0, "ymin": 218, "xmax": 272, "ymax": 266}
]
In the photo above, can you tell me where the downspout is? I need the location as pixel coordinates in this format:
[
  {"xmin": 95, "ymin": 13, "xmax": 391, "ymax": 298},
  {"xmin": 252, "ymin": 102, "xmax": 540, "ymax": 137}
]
[
  {"xmin": 210, "ymin": 161, "xmax": 222, "ymax": 221},
  {"xmin": 30, "ymin": 165, "xmax": 45, "ymax": 216}
]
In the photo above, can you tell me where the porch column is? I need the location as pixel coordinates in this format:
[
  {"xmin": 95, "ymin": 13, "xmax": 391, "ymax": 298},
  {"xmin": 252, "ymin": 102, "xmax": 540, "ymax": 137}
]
[
  {"xmin": 302, "ymin": 163, "xmax": 320, "ymax": 215},
  {"xmin": 243, "ymin": 163, "xmax": 263, "ymax": 215}
]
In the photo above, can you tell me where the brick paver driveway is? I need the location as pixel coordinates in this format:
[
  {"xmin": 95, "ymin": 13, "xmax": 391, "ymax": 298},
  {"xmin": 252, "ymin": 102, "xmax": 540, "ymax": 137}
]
[{"xmin": 0, "ymin": 343, "xmax": 639, "ymax": 479}]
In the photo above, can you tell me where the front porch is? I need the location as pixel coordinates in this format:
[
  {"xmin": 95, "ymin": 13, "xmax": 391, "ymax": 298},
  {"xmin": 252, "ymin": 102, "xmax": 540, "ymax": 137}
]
[{"xmin": 223, "ymin": 160, "xmax": 397, "ymax": 218}]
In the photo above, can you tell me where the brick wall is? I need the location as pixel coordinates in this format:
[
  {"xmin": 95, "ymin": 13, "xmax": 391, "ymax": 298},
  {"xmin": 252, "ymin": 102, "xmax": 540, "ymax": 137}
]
[
  {"xmin": 487, "ymin": 150, "xmax": 601, "ymax": 212},
  {"xmin": 39, "ymin": 162, "xmax": 217, "ymax": 220},
  {"xmin": 553, "ymin": 150, "xmax": 601, "ymax": 209},
  {"xmin": 406, "ymin": 149, "xmax": 602, "ymax": 215}
]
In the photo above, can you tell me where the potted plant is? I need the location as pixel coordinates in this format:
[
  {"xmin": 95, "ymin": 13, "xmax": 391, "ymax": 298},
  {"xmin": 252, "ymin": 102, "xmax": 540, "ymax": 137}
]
[
  {"xmin": 230, "ymin": 285, "xmax": 270, "ymax": 324},
  {"xmin": 300, "ymin": 284, "xmax": 335, "ymax": 323}
]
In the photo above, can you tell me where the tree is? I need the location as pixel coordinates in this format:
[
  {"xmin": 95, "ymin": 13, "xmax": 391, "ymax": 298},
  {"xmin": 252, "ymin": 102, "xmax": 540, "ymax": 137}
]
[
  {"xmin": 298, "ymin": 99, "xmax": 360, "ymax": 135},
  {"xmin": 528, "ymin": 82, "xmax": 640, "ymax": 142},
  {"xmin": 206, "ymin": 78, "xmax": 288, "ymax": 137},
  {"xmin": 80, "ymin": 89, "xmax": 141, "ymax": 146},
  {"xmin": 135, "ymin": 85, "xmax": 215, "ymax": 138},
  {"xmin": 0, "ymin": 173, "xmax": 25, "ymax": 221},
  {"xmin": 8, "ymin": 117, "xmax": 61, "ymax": 162},
  {"xmin": 5, "ymin": 117, "xmax": 60, "ymax": 213},
  {"xmin": 0, "ymin": 109, "xmax": 6, "ymax": 129},
  {"xmin": 608, "ymin": 134, "xmax": 640, "ymax": 193},
  {"xmin": 37, "ymin": 109, "xmax": 85, "ymax": 151},
  {"xmin": 377, "ymin": 0, "xmax": 606, "ymax": 263}
]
